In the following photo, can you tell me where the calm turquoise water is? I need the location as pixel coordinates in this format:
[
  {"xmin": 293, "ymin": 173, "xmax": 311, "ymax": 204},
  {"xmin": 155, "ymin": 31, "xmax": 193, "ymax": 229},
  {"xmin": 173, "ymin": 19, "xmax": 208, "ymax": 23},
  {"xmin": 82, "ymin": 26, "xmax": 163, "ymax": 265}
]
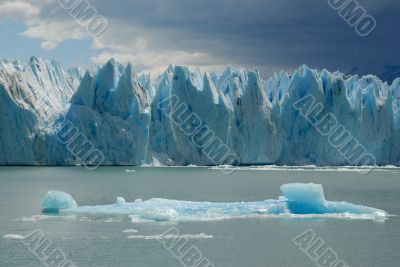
[{"xmin": 0, "ymin": 167, "xmax": 399, "ymax": 267}]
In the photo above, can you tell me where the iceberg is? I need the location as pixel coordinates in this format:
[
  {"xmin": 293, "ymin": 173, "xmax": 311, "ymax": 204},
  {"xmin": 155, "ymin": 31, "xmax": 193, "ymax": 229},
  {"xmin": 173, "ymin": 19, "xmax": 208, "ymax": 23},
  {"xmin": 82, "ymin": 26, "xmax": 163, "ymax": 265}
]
[
  {"xmin": 0, "ymin": 57, "xmax": 399, "ymax": 166},
  {"xmin": 281, "ymin": 183, "xmax": 385, "ymax": 215},
  {"xmin": 41, "ymin": 183, "xmax": 388, "ymax": 221},
  {"xmin": 42, "ymin": 191, "xmax": 77, "ymax": 214}
]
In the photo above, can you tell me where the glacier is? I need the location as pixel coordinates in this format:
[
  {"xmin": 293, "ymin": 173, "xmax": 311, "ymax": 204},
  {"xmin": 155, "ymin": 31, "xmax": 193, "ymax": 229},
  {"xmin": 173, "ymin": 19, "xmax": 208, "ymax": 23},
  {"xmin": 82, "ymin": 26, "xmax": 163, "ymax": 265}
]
[
  {"xmin": 40, "ymin": 183, "xmax": 388, "ymax": 221},
  {"xmin": 0, "ymin": 57, "xmax": 399, "ymax": 166}
]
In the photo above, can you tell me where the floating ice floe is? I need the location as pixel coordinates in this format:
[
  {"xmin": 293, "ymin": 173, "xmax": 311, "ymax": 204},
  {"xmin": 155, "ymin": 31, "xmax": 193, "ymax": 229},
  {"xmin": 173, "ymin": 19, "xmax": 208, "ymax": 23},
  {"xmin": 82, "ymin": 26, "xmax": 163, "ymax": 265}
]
[
  {"xmin": 40, "ymin": 183, "xmax": 388, "ymax": 222},
  {"xmin": 126, "ymin": 233, "xmax": 213, "ymax": 240},
  {"xmin": 122, "ymin": 229, "xmax": 138, "ymax": 233},
  {"xmin": 3, "ymin": 234, "xmax": 24, "ymax": 240}
]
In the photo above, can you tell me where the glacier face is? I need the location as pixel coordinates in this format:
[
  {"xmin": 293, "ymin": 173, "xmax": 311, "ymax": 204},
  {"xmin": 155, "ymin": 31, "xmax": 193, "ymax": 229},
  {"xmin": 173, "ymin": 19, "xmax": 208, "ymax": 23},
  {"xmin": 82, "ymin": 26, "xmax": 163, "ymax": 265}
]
[
  {"xmin": 0, "ymin": 57, "xmax": 399, "ymax": 167},
  {"xmin": 0, "ymin": 57, "xmax": 80, "ymax": 164}
]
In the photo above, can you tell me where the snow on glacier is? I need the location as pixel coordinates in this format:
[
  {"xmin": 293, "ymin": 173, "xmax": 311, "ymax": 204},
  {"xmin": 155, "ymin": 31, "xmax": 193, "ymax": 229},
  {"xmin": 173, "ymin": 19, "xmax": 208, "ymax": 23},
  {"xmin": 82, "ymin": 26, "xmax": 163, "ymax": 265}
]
[
  {"xmin": 40, "ymin": 183, "xmax": 388, "ymax": 222},
  {"xmin": 0, "ymin": 57, "xmax": 399, "ymax": 166}
]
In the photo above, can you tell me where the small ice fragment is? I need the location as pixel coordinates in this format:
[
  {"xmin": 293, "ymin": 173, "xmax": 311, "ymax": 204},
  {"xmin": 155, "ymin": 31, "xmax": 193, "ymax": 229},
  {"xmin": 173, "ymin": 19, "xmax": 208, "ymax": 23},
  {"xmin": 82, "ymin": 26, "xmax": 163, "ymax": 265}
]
[
  {"xmin": 126, "ymin": 233, "xmax": 213, "ymax": 240},
  {"xmin": 140, "ymin": 208, "xmax": 178, "ymax": 222},
  {"xmin": 116, "ymin": 197, "xmax": 126, "ymax": 206},
  {"xmin": 3, "ymin": 234, "xmax": 24, "ymax": 240},
  {"xmin": 122, "ymin": 229, "xmax": 138, "ymax": 233},
  {"xmin": 104, "ymin": 218, "xmax": 121, "ymax": 223}
]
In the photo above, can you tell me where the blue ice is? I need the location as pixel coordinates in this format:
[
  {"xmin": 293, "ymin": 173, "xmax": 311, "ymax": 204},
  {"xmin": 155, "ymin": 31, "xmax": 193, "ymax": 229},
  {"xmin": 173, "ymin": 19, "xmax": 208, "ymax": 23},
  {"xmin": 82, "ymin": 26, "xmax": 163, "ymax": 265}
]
[
  {"xmin": 41, "ymin": 183, "xmax": 387, "ymax": 221},
  {"xmin": 42, "ymin": 191, "xmax": 77, "ymax": 214}
]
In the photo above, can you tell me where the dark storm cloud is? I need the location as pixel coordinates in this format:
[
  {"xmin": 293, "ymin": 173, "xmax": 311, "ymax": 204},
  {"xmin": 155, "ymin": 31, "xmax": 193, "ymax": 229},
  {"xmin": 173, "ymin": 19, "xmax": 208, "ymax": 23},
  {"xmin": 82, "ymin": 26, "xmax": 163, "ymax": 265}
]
[{"xmin": 48, "ymin": 0, "xmax": 400, "ymax": 79}]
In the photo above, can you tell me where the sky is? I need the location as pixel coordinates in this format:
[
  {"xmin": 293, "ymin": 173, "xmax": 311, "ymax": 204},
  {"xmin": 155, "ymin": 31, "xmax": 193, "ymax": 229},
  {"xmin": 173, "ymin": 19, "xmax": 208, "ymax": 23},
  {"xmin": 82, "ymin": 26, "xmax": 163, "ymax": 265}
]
[{"xmin": 0, "ymin": 0, "xmax": 399, "ymax": 80}]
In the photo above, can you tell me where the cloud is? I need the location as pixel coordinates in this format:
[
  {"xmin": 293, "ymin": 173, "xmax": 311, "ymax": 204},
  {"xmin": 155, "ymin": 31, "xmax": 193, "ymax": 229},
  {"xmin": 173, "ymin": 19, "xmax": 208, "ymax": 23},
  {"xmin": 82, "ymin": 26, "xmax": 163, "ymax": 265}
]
[
  {"xmin": 3, "ymin": 0, "xmax": 400, "ymax": 77},
  {"xmin": 21, "ymin": 20, "xmax": 87, "ymax": 48},
  {"xmin": 90, "ymin": 50, "xmax": 226, "ymax": 75},
  {"xmin": 21, "ymin": 20, "xmax": 87, "ymax": 42},
  {"xmin": 88, "ymin": 20, "xmax": 232, "ymax": 74},
  {"xmin": 0, "ymin": 1, "xmax": 40, "ymax": 22},
  {"xmin": 86, "ymin": 0, "xmax": 400, "ymax": 76},
  {"xmin": 0, "ymin": 0, "xmax": 88, "ymax": 51},
  {"xmin": 40, "ymin": 40, "xmax": 57, "ymax": 50},
  {"xmin": 359, "ymin": 0, "xmax": 400, "ymax": 13}
]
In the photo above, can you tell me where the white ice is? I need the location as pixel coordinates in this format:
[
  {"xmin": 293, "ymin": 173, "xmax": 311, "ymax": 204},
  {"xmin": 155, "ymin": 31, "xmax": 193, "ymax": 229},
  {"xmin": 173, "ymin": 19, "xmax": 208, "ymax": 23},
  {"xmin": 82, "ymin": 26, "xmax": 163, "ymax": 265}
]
[{"xmin": 1, "ymin": 58, "xmax": 400, "ymax": 166}]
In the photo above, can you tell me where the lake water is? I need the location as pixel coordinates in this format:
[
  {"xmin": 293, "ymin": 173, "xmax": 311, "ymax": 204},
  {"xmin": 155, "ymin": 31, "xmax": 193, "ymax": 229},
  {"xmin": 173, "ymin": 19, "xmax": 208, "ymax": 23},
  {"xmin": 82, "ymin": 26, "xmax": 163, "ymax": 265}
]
[{"xmin": 0, "ymin": 166, "xmax": 399, "ymax": 267}]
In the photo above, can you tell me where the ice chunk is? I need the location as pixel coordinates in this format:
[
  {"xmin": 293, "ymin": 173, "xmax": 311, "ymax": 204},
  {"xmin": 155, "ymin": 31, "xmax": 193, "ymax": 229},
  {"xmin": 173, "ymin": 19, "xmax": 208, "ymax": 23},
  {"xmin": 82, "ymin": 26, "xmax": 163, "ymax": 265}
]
[
  {"xmin": 116, "ymin": 197, "xmax": 126, "ymax": 206},
  {"xmin": 42, "ymin": 191, "xmax": 77, "ymax": 214},
  {"xmin": 140, "ymin": 207, "xmax": 179, "ymax": 222},
  {"xmin": 280, "ymin": 183, "xmax": 387, "ymax": 217},
  {"xmin": 280, "ymin": 183, "xmax": 327, "ymax": 214},
  {"xmin": 280, "ymin": 183, "xmax": 325, "ymax": 203},
  {"xmin": 3, "ymin": 234, "xmax": 24, "ymax": 240},
  {"xmin": 126, "ymin": 233, "xmax": 213, "ymax": 240},
  {"xmin": 122, "ymin": 229, "xmax": 138, "ymax": 233}
]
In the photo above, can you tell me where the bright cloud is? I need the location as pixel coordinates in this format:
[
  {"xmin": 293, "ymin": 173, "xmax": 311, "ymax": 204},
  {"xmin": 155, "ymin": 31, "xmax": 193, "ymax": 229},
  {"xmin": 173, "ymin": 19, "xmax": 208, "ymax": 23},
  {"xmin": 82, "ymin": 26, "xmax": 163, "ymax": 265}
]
[
  {"xmin": 21, "ymin": 20, "xmax": 87, "ymax": 47},
  {"xmin": 90, "ymin": 50, "xmax": 227, "ymax": 75},
  {"xmin": 40, "ymin": 40, "xmax": 58, "ymax": 50},
  {"xmin": 0, "ymin": 1, "xmax": 40, "ymax": 22}
]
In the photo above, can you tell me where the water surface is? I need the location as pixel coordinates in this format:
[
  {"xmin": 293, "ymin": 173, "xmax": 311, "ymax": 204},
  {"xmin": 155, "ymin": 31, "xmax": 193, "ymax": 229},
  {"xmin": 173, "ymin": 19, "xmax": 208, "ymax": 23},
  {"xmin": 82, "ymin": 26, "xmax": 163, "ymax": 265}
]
[{"xmin": 0, "ymin": 167, "xmax": 399, "ymax": 266}]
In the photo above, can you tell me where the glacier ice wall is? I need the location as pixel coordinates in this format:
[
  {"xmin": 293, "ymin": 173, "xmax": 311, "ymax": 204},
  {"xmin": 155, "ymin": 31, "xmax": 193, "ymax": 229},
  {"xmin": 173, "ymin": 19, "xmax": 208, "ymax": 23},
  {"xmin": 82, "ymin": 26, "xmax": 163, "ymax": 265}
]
[
  {"xmin": 0, "ymin": 57, "xmax": 399, "ymax": 166},
  {"xmin": 0, "ymin": 57, "xmax": 80, "ymax": 164},
  {"xmin": 59, "ymin": 59, "xmax": 151, "ymax": 165}
]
